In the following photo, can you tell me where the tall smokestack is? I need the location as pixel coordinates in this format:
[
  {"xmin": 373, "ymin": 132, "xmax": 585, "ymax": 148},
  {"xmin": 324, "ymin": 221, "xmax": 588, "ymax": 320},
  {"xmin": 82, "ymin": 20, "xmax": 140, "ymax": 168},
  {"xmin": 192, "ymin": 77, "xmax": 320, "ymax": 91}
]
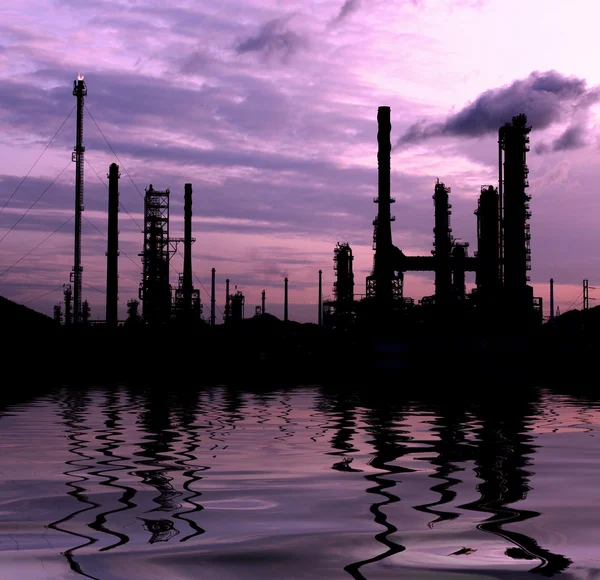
[
  {"xmin": 183, "ymin": 184, "xmax": 193, "ymax": 314},
  {"xmin": 211, "ymin": 267, "xmax": 216, "ymax": 326},
  {"xmin": 318, "ymin": 270, "xmax": 322, "ymax": 327},
  {"xmin": 225, "ymin": 278, "xmax": 230, "ymax": 324},
  {"xmin": 106, "ymin": 163, "xmax": 120, "ymax": 327},
  {"xmin": 373, "ymin": 106, "xmax": 394, "ymax": 305},
  {"xmin": 261, "ymin": 289, "xmax": 266, "ymax": 314},
  {"xmin": 284, "ymin": 277, "xmax": 289, "ymax": 322}
]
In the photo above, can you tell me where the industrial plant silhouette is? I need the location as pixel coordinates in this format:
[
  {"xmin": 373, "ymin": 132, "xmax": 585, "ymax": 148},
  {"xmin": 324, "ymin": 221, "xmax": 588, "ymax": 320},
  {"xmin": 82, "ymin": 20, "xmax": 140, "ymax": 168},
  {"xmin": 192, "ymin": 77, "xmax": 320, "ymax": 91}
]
[{"xmin": 1, "ymin": 77, "xmax": 590, "ymax": 381}]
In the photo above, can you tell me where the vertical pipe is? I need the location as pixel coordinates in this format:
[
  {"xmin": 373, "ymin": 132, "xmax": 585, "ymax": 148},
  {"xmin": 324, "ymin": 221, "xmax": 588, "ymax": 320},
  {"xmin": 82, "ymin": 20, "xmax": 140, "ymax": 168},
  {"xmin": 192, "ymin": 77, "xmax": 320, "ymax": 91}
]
[
  {"xmin": 211, "ymin": 267, "xmax": 216, "ymax": 326},
  {"xmin": 225, "ymin": 278, "xmax": 230, "ymax": 324},
  {"xmin": 549, "ymin": 278, "xmax": 554, "ymax": 321},
  {"xmin": 183, "ymin": 184, "xmax": 193, "ymax": 313},
  {"xmin": 318, "ymin": 269, "xmax": 322, "ymax": 327},
  {"xmin": 106, "ymin": 163, "xmax": 120, "ymax": 327},
  {"xmin": 72, "ymin": 76, "xmax": 87, "ymax": 324},
  {"xmin": 284, "ymin": 277, "xmax": 289, "ymax": 322},
  {"xmin": 498, "ymin": 127, "xmax": 504, "ymax": 285},
  {"xmin": 261, "ymin": 289, "xmax": 266, "ymax": 314},
  {"xmin": 375, "ymin": 106, "xmax": 392, "ymax": 305}
]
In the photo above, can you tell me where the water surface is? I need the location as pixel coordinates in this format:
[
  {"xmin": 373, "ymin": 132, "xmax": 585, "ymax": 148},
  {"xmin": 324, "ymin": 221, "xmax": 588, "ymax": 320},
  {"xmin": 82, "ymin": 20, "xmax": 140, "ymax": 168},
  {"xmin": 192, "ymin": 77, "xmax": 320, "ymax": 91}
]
[{"xmin": 0, "ymin": 385, "xmax": 599, "ymax": 579}]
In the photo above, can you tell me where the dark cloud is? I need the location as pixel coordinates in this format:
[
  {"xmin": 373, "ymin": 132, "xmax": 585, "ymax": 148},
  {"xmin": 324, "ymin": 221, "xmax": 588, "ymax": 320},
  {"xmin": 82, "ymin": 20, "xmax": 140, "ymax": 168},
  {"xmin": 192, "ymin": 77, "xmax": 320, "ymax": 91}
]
[
  {"xmin": 397, "ymin": 70, "xmax": 600, "ymax": 147},
  {"xmin": 535, "ymin": 124, "xmax": 588, "ymax": 154},
  {"xmin": 330, "ymin": 0, "xmax": 361, "ymax": 26},
  {"xmin": 235, "ymin": 16, "xmax": 308, "ymax": 61}
]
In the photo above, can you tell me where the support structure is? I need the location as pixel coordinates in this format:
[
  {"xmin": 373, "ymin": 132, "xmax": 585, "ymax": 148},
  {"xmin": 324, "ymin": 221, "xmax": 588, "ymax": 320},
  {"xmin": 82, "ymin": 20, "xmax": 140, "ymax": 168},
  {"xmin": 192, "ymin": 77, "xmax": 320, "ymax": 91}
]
[
  {"xmin": 106, "ymin": 163, "xmax": 120, "ymax": 328},
  {"xmin": 71, "ymin": 75, "xmax": 87, "ymax": 324},
  {"xmin": 583, "ymin": 279, "xmax": 589, "ymax": 310},
  {"xmin": 284, "ymin": 277, "xmax": 289, "ymax": 322},
  {"xmin": 211, "ymin": 268, "xmax": 216, "ymax": 326}
]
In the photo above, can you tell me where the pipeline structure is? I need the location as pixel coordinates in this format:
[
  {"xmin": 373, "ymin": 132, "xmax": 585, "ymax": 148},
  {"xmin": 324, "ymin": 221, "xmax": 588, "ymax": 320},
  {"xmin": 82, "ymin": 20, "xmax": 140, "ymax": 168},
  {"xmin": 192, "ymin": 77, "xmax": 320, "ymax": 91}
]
[{"xmin": 325, "ymin": 107, "xmax": 542, "ymax": 334}]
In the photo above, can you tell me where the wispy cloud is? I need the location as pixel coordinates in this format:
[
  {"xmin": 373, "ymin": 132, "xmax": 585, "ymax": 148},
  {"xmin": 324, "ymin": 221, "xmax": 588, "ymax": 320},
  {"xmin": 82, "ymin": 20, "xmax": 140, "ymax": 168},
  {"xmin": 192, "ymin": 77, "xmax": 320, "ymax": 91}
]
[
  {"xmin": 329, "ymin": 0, "xmax": 361, "ymax": 27},
  {"xmin": 235, "ymin": 15, "xmax": 308, "ymax": 62}
]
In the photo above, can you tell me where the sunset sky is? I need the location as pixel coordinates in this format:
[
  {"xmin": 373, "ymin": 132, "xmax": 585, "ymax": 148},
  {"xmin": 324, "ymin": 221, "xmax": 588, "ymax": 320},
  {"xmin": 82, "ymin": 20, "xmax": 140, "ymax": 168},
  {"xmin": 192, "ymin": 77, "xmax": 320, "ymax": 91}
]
[{"xmin": 1, "ymin": 0, "xmax": 599, "ymax": 322}]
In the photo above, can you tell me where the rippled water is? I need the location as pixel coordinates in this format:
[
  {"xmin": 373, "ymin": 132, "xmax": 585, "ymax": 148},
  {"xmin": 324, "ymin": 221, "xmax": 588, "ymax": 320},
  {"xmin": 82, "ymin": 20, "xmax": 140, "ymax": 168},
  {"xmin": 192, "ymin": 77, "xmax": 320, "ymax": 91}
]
[{"xmin": 1, "ymin": 385, "xmax": 599, "ymax": 579}]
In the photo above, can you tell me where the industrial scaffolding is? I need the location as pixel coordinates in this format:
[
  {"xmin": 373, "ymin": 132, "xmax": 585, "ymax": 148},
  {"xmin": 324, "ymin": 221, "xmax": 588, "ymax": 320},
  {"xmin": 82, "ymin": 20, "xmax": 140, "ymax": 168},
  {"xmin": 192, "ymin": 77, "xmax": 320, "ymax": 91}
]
[{"xmin": 138, "ymin": 185, "xmax": 173, "ymax": 325}]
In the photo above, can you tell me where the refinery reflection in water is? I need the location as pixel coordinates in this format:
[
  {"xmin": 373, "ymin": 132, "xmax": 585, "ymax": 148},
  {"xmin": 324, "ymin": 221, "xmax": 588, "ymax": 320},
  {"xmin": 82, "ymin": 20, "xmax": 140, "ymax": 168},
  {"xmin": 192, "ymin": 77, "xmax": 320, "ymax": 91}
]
[{"xmin": 1, "ymin": 385, "xmax": 599, "ymax": 579}]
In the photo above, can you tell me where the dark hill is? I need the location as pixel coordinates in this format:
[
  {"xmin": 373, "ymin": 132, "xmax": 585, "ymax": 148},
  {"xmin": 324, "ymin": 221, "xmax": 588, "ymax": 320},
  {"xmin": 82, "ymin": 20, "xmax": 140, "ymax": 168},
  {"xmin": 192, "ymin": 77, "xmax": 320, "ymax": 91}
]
[{"xmin": 0, "ymin": 295, "xmax": 54, "ymax": 329}]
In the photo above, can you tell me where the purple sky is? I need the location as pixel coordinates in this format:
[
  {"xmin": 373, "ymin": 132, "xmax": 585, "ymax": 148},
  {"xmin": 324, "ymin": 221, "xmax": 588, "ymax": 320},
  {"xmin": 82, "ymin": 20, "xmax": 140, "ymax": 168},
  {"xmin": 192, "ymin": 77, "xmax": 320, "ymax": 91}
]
[{"xmin": 1, "ymin": 0, "xmax": 600, "ymax": 322}]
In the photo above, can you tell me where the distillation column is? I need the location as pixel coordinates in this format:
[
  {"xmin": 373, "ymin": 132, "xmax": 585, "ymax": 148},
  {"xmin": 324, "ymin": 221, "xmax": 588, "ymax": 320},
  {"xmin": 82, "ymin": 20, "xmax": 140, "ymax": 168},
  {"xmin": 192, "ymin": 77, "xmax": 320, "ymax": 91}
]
[
  {"xmin": 432, "ymin": 179, "xmax": 453, "ymax": 305},
  {"xmin": 475, "ymin": 185, "xmax": 501, "ymax": 305},
  {"xmin": 72, "ymin": 75, "xmax": 87, "ymax": 324},
  {"xmin": 367, "ymin": 106, "xmax": 398, "ymax": 308},
  {"xmin": 138, "ymin": 185, "xmax": 172, "ymax": 325},
  {"xmin": 106, "ymin": 163, "xmax": 120, "ymax": 328},
  {"xmin": 500, "ymin": 114, "xmax": 533, "ymax": 315}
]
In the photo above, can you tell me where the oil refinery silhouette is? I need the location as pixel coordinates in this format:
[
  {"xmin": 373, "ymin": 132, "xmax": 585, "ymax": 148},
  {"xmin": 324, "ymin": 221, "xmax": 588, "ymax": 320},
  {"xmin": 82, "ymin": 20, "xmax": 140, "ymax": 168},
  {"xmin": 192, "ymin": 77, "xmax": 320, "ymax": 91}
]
[{"xmin": 1, "ymin": 78, "xmax": 594, "ymax": 384}]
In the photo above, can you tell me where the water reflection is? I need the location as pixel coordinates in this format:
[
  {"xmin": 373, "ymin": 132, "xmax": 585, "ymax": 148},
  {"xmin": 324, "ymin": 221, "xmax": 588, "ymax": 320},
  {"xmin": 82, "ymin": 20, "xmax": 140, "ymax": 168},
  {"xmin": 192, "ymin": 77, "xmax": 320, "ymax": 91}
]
[
  {"xmin": 459, "ymin": 398, "xmax": 572, "ymax": 576},
  {"xmin": 344, "ymin": 402, "xmax": 414, "ymax": 579},
  {"xmin": 89, "ymin": 389, "xmax": 135, "ymax": 551},
  {"xmin": 47, "ymin": 389, "xmax": 101, "ymax": 579},
  {"xmin": 325, "ymin": 391, "xmax": 362, "ymax": 472},
  {"xmin": 170, "ymin": 390, "xmax": 207, "ymax": 543},
  {"xmin": 2, "ymin": 385, "xmax": 596, "ymax": 578},
  {"xmin": 413, "ymin": 405, "xmax": 473, "ymax": 527}
]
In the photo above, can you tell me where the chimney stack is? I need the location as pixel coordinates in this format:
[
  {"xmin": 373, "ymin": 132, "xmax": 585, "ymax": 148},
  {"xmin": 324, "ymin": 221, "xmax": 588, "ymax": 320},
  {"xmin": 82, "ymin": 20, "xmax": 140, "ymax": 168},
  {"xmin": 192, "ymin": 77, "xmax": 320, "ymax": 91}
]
[
  {"xmin": 318, "ymin": 270, "xmax": 322, "ymax": 326},
  {"xmin": 549, "ymin": 278, "xmax": 554, "ymax": 321},
  {"xmin": 106, "ymin": 163, "xmax": 120, "ymax": 328},
  {"xmin": 183, "ymin": 184, "xmax": 193, "ymax": 313},
  {"xmin": 284, "ymin": 277, "xmax": 289, "ymax": 322},
  {"xmin": 225, "ymin": 278, "xmax": 230, "ymax": 323},
  {"xmin": 374, "ymin": 106, "xmax": 394, "ymax": 305},
  {"xmin": 211, "ymin": 267, "xmax": 216, "ymax": 326}
]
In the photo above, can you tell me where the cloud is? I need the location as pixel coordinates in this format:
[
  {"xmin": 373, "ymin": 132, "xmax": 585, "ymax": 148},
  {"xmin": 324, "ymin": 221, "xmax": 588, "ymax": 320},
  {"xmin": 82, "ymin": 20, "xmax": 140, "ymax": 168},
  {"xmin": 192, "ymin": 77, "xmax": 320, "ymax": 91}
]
[
  {"xmin": 397, "ymin": 70, "xmax": 600, "ymax": 148},
  {"xmin": 330, "ymin": 0, "xmax": 361, "ymax": 26},
  {"xmin": 235, "ymin": 16, "xmax": 308, "ymax": 62},
  {"xmin": 535, "ymin": 124, "xmax": 588, "ymax": 154}
]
